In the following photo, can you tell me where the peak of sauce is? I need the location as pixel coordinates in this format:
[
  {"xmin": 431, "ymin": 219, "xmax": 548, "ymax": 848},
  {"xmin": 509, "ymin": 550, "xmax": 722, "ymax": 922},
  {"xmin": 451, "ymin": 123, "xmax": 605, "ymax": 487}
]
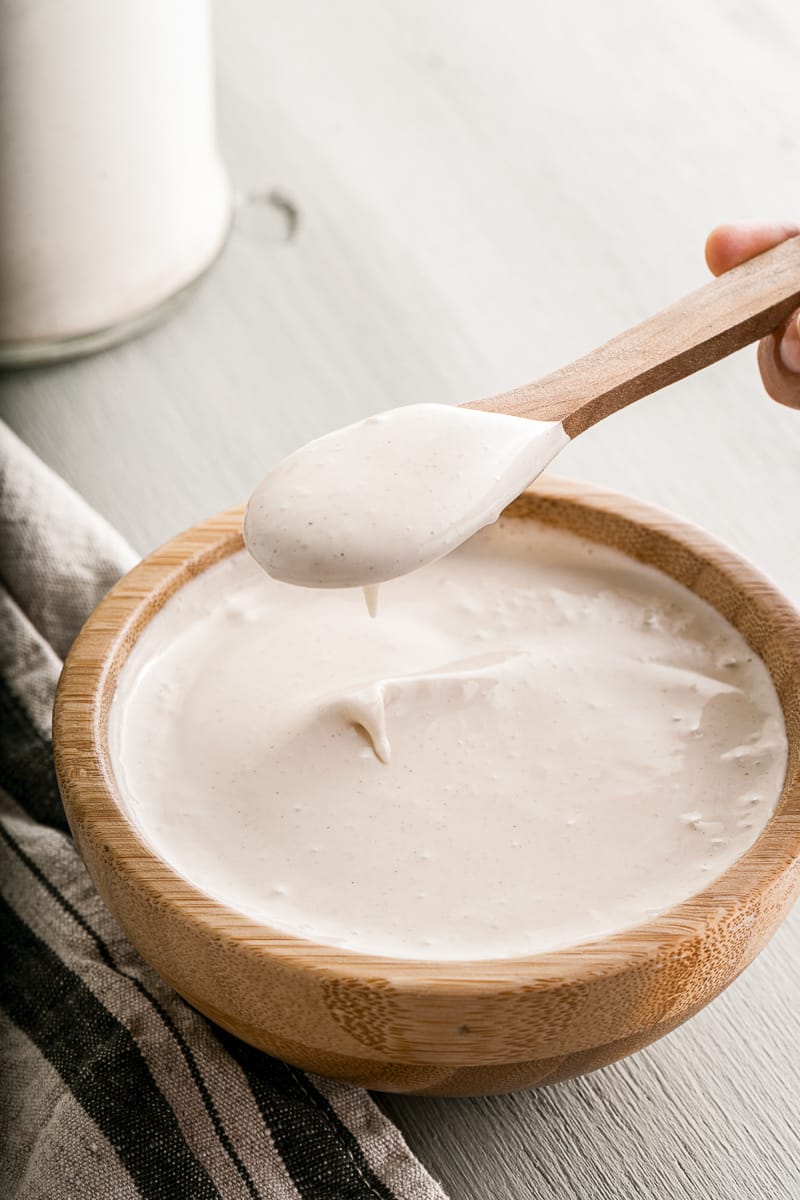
[
  {"xmin": 244, "ymin": 404, "xmax": 568, "ymax": 588},
  {"xmin": 109, "ymin": 518, "xmax": 787, "ymax": 962}
]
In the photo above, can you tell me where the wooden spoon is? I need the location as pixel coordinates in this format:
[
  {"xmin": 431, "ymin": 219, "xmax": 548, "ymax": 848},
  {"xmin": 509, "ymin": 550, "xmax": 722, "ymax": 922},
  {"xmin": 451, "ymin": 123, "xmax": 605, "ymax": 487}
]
[
  {"xmin": 466, "ymin": 234, "xmax": 800, "ymax": 434},
  {"xmin": 246, "ymin": 237, "xmax": 800, "ymax": 590}
]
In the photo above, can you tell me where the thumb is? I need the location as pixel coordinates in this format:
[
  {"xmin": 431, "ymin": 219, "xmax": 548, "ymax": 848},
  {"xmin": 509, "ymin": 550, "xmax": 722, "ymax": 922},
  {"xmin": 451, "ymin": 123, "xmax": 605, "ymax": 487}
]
[{"xmin": 757, "ymin": 309, "xmax": 800, "ymax": 410}]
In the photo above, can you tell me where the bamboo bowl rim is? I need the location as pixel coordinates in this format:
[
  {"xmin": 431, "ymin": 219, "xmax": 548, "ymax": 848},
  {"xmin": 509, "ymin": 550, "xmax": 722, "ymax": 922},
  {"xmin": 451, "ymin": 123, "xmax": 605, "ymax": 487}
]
[{"xmin": 53, "ymin": 477, "xmax": 800, "ymax": 995}]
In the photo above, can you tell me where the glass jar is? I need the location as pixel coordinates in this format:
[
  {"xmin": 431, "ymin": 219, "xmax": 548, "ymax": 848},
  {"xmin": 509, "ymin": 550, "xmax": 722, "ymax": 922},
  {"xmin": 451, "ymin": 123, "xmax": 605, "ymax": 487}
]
[{"xmin": 0, "ymin": 0, "xmax": 232, "ymax": 365}]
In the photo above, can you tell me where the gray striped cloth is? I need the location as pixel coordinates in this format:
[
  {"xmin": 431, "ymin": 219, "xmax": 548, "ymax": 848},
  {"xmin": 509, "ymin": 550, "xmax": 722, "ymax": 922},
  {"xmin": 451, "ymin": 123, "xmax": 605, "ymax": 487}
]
[{"xmin": 0, "ymin": 421, "xmax": 447, "ymax": 1200}]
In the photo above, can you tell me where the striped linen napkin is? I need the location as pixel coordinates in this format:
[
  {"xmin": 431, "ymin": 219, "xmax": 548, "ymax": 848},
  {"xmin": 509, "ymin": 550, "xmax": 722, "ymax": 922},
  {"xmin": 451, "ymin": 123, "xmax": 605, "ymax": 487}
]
[{"xmin": 0, "ymin": 421, "xmax": 446, "ymax": 1200}]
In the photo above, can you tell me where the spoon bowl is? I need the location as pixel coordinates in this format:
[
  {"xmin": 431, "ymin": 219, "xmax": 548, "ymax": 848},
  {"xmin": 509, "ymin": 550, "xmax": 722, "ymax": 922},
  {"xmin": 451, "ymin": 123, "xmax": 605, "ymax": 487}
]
[{"xmin": 244, "ymin": 403, "xmax": 567, "ymax": 587}]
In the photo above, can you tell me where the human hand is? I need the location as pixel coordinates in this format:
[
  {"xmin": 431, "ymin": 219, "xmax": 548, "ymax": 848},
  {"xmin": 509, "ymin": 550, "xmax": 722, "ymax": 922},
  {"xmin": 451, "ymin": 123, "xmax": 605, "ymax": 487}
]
[{"xmin": 706, "ymin": 221, "xmax": 800, "ymax": 409}]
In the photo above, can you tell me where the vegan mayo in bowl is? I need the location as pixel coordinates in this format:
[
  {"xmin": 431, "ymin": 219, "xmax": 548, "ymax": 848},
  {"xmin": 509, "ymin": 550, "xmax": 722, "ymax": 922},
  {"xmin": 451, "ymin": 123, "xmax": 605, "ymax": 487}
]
[
  {"xmin": 110, "ymin": 513, "xmax": 786, "ymax": 962},
  {"xmin": 53, "ymin": 482, "xmax": 800, "ymax": 1095}
]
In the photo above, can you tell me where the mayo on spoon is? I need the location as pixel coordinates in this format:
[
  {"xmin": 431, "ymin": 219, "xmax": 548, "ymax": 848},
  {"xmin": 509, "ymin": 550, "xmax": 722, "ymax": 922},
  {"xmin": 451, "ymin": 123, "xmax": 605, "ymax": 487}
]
[{"xmin": 244, "ymin": 404, "xmax": 568, "ymax": 588}]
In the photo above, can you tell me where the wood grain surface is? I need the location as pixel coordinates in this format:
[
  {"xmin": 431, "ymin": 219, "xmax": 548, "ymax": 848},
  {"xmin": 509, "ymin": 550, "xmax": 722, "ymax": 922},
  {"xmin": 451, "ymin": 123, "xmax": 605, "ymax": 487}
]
[{"xmin": 3, "ymin": 0, "xmax": 800, "ymax": 1194}]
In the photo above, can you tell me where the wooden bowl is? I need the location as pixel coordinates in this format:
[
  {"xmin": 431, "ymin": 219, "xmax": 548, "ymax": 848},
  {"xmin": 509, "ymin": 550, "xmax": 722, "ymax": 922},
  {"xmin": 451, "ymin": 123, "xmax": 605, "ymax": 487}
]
[{"xmin": 53, "ymin": 478, "xmax": 800, "ymax": 1097}]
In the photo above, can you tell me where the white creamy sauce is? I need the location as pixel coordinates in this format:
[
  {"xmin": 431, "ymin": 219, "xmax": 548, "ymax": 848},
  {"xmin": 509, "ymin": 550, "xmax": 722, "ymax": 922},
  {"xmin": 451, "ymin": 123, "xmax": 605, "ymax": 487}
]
[
  {"xmin": 244, "ymin": 404, "xmax": 569, "ymax": 588},
  {"xmin": 109, "ymin": 518, "xmax": 787, "ymax": 961}
]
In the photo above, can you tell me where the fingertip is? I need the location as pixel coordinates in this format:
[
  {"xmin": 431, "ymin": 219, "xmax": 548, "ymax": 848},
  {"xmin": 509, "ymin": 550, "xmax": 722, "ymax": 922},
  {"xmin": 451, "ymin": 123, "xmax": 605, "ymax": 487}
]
[
  {"xmin": 705, "ymin": 220, "xmax": 800, "ymax": 276},
  {"xmin": 705, "ymin": 225, "xmax": 736, "ymax": 277}
]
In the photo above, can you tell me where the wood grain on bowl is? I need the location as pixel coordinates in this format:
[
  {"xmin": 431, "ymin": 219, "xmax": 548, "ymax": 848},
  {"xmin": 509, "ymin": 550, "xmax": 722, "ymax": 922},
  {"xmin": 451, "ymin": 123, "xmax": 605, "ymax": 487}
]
[{"xmin": 52, "ymin": 479, "xmax": 800, "ymax": 1096}]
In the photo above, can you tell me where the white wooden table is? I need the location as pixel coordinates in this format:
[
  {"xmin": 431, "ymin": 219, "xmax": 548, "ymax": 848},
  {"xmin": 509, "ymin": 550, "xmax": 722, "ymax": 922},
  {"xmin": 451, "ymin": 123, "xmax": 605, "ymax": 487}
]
[{"xmin": 3, "ymin": 2, "xmax": 799, "ymax": 1195}]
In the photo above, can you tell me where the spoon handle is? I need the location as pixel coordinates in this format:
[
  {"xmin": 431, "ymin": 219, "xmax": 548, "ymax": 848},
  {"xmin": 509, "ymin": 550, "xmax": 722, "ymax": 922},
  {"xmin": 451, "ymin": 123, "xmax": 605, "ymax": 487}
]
[{"xmin": 469, "ymin": 235, "xmax": 800, "ymax": 437}]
